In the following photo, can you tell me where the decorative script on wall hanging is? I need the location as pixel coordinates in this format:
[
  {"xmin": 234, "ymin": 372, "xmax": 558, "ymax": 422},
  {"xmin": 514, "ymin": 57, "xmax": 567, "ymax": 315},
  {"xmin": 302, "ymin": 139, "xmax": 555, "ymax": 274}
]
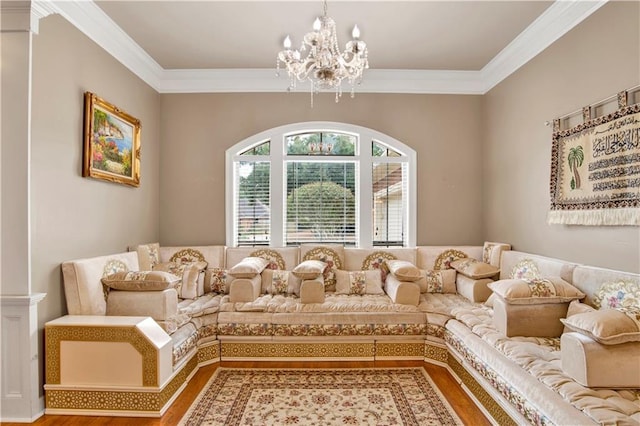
[{"xmin": 548, "ymin": 89, "xmax": 640, "ymax": 226}]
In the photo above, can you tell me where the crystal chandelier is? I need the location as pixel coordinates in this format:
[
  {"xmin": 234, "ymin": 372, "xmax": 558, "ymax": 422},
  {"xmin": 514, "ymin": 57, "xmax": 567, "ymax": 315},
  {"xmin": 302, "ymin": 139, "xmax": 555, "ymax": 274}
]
[{"xmin": 276, "ymin": 0, "xmax": 369, "ymax": 105}]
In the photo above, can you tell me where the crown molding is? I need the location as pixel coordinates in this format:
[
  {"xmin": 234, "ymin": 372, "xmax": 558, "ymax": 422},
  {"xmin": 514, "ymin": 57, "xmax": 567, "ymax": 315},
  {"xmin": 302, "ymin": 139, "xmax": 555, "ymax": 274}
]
[
  {"xmin": 480, "ymin": 0, "xmax": 608, "ymax": 92},
  {"xmin": 43, "ymin": 0, "xmax": 608, "ymax": 95}
]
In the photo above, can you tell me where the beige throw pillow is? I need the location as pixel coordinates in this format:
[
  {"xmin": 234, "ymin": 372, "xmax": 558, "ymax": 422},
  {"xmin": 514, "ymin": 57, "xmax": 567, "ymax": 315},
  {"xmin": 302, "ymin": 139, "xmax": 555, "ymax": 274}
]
[
  {"xmin": 386, "ymin": 260, "xmax": 421, "ymax": 282},
  {"xmin": 335, "ymin": 270, "xmax": 384, "ymax": 295},
  {"xmin": 561, "ymin": 309, "xmax": 640, "ymax": 345},
  {"xmin": 292, "ymin": 260, "xmax": 327, "ymax": 280},
  {"xmin": 102, "ymin": 270, "xmax": 179, "ymax": 291},
  {"xmin": 413, "ymin": 269, "xmax": 457, "ymax": 293},
  {"xmin": 136, "ymin": 242, "xmax": 160, "ymax": 271},
  {"xmin": 450, "ymin": 258, "xmax": 499, "ymax": 279},
  {"xmin": 488, "ymin": 277, "xmax": 585, "ymax": 305},
  {"xmin": 262, "ymin": 269, "xmax": 302, "ymax": 296},
  {"xmin": 204, "ymin": 268, "xmax": 232, "ymax": 294},
  {"xmin": 228, "ymin": 257, "xmax": 270, "ymax": 278}
]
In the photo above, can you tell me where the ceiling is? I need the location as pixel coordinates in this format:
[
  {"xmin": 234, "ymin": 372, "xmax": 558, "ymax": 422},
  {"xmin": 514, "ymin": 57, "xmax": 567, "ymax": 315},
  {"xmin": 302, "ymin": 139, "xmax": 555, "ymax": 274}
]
[
  {"xmin": 42, "ymin": 0, "xmax": 608, "ymax": 93},
  {"xmin": 95, "ymin": 1, "xmax": 552, "ymax": 70}
]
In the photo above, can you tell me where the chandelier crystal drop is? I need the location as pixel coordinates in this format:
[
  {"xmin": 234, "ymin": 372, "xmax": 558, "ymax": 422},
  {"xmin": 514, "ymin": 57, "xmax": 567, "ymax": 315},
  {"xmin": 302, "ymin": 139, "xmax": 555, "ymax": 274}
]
[{"xmin": 276, "ymin": 0, "xmax": 369, "ymax": 106}]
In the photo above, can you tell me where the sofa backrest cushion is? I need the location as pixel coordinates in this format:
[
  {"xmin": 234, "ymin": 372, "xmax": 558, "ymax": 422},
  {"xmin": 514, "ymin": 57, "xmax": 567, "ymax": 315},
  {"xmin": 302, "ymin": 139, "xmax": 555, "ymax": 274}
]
[
  {"xmin": 226, "ymin": 247, "xmax": 299, "ymax": 270},
  {"xmin": 416, "ymin": 246, "xmax": 482, "ymax": 270},
  {"xmin": 343, "ymin": 248, "xmax": 416, "ymax": 272},
  {"xmin": 62, "ymin": 251, "xmax": 139, "ymax": 315},
  {"xmin": 571, "ymin": 265, "xmax": 640, "ymax": 308},
  {"xmin": 158, "ymin": 246, "xmax": 225, "ymax": 268},
  {"xmin": 500, "ymin": 251, "xmax": 578, "ymax": 284}
]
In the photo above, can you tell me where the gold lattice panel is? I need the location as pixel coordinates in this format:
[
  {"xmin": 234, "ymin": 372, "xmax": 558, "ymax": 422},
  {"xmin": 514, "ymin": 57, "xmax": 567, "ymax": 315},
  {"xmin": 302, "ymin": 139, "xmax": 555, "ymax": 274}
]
[
  {"xmin": 45, "ymin": 355, "xmax": 198, "ymax": 413},
  {"xmin": 198, "ymin": 341, "xmax": 220, "ymax": 363},
  {"xmin": 448, "ymin": 356, "xmax": 516, "ymax": 426},
  {"xmin": 221, "ymin": 342, "xmax": 375, "ymax": 359},
  {"xmin": 45, "ymin": 325, "xmax": 159, "ymax": 387},
  {"xmin": 424, "ymin": 343, "xmax": 448, "ymax": 364},
  {"xmin": 375, "ymin": 342, "xmax": 424, "ymax": 358}
]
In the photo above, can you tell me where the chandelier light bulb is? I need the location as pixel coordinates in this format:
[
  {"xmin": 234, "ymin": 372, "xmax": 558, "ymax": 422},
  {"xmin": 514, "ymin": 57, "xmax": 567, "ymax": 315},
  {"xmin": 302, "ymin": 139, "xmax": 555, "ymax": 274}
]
[
  {"xmin": 352, "ymin": 25, "xmax": 360, "ymax": 39},
  {"xmin": 283, "ymin": 35, "xmax": 292, "ymax": 49},
  {"xmin": 313, "ymin": 17, "xmax": 322, "ymax": 31}
]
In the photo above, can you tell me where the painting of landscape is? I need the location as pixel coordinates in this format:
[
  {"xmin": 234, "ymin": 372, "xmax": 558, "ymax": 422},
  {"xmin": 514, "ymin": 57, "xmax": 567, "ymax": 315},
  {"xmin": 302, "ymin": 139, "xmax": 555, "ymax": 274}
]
[{"xmin": 83, "ymin": 92, "xmax": 141, "ymax": 187}]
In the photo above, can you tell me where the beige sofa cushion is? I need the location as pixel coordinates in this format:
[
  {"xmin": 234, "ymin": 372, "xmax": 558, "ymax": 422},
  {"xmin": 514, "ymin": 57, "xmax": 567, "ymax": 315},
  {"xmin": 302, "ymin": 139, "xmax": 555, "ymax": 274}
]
[
  {"xmin": 292, "ymin": 259, "xmax": 327, "ymax": 280},
  {"xmin": 489, "ymin": 277, "xmax": 585, "ymax": 305},
  {"xmin": 300, "ymin": 244, "xmax": 344, "ymax": 290},
  {"xmin": 493, "ymin": 296, "xmax": 569, "ymax": 337},
  {"xmin": 450, "ymin": 258, "xmax": 499, "ymax": 279},
  {"xmin": 335, "ymin": 270, "xmax": 384, "ymax": 295},
  {"xmin": 418, "ymin": 269, "xmax": 457, "ymax": 294},
  {"xmin": 386, "ymin": 260, "xmax": 421, "ymax": 281},
  {"xmin": 228, "ymin": 257, "xmax": 269, "ymax": 278},
  {"xmin": 203, "ymin": 268, "xmax": 232, "ymax": 294},
  {"xmin": 262, "ymin": 269, "xmax": 302, "ymax": 295},
  {"xmin": 561, "ymin": 332, "xmax": 640, "ymax": 388},
  {"xmin": 226, "ymin": 247, "xmax": 299, "ymax": 271},
  {"xmin": 456, "ymin": 274, "xmax": 493, "ymax": 303},
  {"xmin": 136, "ymin": 242, "xmax": 160, "ymax": 270},
  {"xmin": 482, "ymin": 241, "xmax": 511, "ymax": 267},
  {"xmin": 561, "ymin": 309, "xmax": 640, "ymax": 345},
  {"xmin": 101, "ymin": 271, "xmax": 180, "ymax": 291}
]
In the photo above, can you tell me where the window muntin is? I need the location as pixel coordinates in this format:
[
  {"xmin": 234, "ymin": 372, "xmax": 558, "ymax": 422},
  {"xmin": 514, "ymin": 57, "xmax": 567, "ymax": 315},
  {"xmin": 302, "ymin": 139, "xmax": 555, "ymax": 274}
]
[
  {"xmin": 227, "ymin": 122, "xmax": 415, "ymax": 248},
  {"xmin": 240, "ymin": 140, "xmax": 270, "ymax": 156},
  {"xmin": 286, "ymin": 132, "xmax": 356, "ymax": 156}
]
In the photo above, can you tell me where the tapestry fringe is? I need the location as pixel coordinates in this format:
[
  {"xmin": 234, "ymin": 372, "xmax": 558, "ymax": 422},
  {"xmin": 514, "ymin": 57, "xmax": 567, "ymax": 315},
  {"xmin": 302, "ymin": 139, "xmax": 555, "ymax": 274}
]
[{"xmin": 547, "ymin": 208, "xmax": 640, "ymax": 226}]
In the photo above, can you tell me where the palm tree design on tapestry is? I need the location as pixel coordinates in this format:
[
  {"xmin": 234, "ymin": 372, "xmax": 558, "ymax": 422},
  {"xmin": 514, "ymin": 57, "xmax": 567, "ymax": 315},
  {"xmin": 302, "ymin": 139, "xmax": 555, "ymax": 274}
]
[{"xmin": 567, "ymin": 145, "xmax": 584, "ymax": 190}]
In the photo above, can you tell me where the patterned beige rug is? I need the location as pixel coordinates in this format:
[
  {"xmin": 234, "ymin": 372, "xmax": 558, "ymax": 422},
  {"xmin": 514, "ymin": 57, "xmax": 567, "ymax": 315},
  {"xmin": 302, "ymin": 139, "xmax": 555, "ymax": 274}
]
[{"xmin": 180, "ymin": 368, "xmax": 462, "ymax": 425}]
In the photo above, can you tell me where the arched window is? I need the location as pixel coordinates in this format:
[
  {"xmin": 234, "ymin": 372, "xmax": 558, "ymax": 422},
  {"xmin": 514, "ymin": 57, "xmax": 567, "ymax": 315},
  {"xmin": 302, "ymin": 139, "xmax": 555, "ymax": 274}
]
[{"xmin": 226, "ymin": 122, "xmax": 416, "ymax": 247}]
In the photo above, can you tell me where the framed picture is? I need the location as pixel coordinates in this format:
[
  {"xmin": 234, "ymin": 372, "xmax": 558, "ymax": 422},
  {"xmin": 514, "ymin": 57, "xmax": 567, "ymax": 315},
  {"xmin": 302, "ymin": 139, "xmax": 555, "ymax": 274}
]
[{"xmin": 83, "ymin": 92, "xmax": 141, "ymax": 187}]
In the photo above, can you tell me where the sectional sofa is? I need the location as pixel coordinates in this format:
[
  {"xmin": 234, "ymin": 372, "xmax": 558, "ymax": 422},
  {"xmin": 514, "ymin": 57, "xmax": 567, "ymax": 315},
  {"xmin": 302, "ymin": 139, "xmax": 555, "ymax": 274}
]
[{"xmin": 44, "ymin": 243, "xmax": 640, "ymax": 425}]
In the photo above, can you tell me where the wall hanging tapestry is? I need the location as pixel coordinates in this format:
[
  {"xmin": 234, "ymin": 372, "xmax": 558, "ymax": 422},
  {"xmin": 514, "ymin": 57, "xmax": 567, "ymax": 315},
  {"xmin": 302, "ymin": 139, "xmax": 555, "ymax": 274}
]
[
  {"xmin": 179, "ymin": 367, "xmax": 462, "ymax": 425},
  {"xmin": 548, "ymin": 90, "xmax": 640, "ymax": 225}
]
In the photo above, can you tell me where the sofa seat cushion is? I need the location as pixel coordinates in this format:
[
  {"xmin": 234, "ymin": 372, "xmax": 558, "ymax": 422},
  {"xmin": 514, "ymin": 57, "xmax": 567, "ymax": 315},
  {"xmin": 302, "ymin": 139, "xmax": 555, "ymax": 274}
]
[
  {"xmin": 271, "ymin": 312, "xmax": 427, "ymax": 337},
  {"xmin": 221, "ymin": 293, "xmax": 421, "ymax": 314},
  {"xmin": 447, "ymin": 307, "xmax": 640, "ymax": 425},
  {"xmin": 178, "ymin": 293, "xmax": 225, "ymax": 317},
  {"xmin": 417, "ymin": 293, "xmax": 481, "ymax": 340},
  {"xmin": 171, "ymin": 322, "xmax": 198, "ymax": 367}
]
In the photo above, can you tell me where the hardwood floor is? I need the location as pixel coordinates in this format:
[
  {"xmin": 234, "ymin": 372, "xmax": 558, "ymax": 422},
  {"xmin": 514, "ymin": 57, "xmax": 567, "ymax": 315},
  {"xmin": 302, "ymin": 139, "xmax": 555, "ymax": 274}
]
[{"xmin": 6, "ymin": 360, "xmax": 491, "ymax": 425}]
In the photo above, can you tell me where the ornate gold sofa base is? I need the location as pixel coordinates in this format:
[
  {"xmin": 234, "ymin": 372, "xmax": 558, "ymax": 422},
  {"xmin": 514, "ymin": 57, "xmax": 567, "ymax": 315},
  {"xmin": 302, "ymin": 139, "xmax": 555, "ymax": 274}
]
[
  {"xmin": 44, "ymin": 316, "xmax": 219, "ymax": 417},
  {"xmin": 219, "ymin": 338, "xmax": 425, "ymax": 361}
]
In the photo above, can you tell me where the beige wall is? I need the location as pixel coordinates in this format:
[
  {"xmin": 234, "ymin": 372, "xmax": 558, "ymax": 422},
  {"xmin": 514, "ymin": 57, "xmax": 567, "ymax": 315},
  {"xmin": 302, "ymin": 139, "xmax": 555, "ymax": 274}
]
[
  {"xmin": 31, "ymin": 15, "xmax": 161, "ymax": 327},
  {"xmin": 483, "ymin": 1, "xmax": 640, "ymax": 273},
  {"xmin": 159, "ymin": 93, "xmax": 484, "ymax": 247}
]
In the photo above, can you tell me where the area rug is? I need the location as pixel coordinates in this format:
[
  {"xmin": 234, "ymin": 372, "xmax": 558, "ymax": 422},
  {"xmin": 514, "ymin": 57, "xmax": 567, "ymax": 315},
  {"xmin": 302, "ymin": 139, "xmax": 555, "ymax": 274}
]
[{"xmin": 179, "ymin": 368, "xmax": 462, "ymax": 425}]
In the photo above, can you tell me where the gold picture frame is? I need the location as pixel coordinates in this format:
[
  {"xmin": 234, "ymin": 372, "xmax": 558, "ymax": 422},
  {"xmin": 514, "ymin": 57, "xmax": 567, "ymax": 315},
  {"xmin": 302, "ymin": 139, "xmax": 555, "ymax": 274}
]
[{"xmin": 83, "ymin": 92, "xmax": 141, "ymax": 187}]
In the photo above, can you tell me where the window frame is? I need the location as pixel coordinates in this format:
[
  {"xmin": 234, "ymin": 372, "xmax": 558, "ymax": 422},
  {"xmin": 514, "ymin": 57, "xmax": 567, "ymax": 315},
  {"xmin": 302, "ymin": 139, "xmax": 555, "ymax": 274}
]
[{"xmin": 226, "ymin": 122, "xmax": 416, "ymax": 248}]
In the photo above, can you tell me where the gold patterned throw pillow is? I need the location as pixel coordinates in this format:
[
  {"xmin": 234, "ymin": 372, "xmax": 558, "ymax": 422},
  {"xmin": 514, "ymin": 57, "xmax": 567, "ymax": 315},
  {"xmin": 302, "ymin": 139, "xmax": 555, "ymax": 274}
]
[
  {"xmin": 204, "ymin": 268, "xmax": 232, "ymax": 294},
  {"xmin": 335, "ymin": 270, "xmax": 384, "ymax": 295},
  {"xmin": 262, "ymin": 269, "xmax": 302, "ymax": 295}
]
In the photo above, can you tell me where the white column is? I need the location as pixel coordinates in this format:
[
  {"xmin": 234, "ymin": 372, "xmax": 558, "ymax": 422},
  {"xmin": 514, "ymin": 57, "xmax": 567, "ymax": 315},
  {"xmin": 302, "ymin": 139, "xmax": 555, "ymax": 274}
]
[{"xmin": 0, "ymin": 1, "xmax": 51, "ymax": 422}]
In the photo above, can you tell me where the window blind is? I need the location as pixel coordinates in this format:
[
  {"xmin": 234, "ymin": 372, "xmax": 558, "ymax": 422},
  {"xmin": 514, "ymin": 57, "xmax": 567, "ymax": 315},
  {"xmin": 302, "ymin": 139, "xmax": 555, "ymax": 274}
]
[
  {"xmin": 235, "ymin": 161, "xmax": 270, "ymax": 246},
  {"xmin": 286, "ymin": 161, "xmax": 357, "ymax": 246},
  {"xmin": 372, "ymin": 162, "xmax": 406, "ymax": 246}
]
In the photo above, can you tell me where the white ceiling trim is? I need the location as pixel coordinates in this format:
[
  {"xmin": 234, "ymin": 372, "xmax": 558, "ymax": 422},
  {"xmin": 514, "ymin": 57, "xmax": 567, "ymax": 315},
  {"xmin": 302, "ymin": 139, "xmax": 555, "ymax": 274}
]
[{"xmin": 41, "ymin": 0, "xmax": 607, "ymax": 95}]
